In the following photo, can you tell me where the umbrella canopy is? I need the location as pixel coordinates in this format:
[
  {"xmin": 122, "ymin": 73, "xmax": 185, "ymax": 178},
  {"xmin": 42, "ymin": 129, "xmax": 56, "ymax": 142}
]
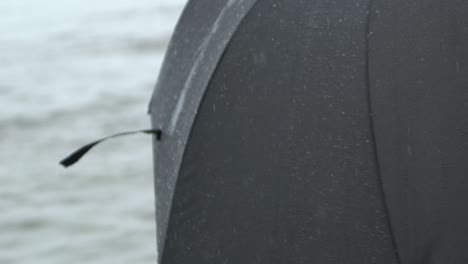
[{"xmin": 150, "ymin": 0, "xmax": 468, "ymax": 263}]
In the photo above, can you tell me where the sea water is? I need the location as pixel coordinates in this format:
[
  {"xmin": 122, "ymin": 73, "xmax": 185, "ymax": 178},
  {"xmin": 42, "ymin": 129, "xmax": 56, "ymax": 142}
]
[{"xmin": 0, "ymin": 0, "xmax": 186, "ymax": 263}]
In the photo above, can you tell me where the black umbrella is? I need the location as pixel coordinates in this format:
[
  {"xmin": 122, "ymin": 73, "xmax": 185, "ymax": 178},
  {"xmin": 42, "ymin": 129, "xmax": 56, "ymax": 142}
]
[
  {"xmin": 150, "ymin": 0, "xmax": 468, "ymax": 263},
  {"xmin": 62, "ymin": 0, "xmax": 468, "ymax": 263}
]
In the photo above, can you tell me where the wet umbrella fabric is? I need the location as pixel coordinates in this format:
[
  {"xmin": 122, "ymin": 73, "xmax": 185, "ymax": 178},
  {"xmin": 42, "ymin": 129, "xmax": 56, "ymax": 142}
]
[{"xmin": 150, "ymin": 0, "xmax": 468, "ymax": 263}]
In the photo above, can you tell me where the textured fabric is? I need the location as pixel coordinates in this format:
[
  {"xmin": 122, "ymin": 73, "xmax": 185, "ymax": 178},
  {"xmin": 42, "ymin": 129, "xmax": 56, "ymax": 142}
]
[
  {"xmin": 369, "ymin": 0, "xmax": 468, "ymax": 262},
  {"xmin": 160, "ymin": 1, "xmax": 398, "ymax": 263},
  {"xmin": 152, "ymin": 0, "xmax": 468, "ymax": 263}
]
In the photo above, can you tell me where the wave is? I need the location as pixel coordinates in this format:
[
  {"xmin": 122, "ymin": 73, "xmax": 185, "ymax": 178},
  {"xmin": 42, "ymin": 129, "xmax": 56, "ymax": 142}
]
[{"xmin": 0, "ymin": 93, "xmax": 150, "ymax": 131}]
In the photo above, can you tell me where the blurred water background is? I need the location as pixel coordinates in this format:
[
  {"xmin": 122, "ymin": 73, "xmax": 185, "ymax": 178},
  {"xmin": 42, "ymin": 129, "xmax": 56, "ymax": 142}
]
[{"xmin": 0, "ymin": 0, "xmax": 186, "ymax": 263}]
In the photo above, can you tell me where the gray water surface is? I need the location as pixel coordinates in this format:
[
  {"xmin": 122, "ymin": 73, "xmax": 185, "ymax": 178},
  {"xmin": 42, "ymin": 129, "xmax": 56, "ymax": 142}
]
[{"xmin": 0, "ymin": 1, "xmax": 186, "ymax": 263}]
